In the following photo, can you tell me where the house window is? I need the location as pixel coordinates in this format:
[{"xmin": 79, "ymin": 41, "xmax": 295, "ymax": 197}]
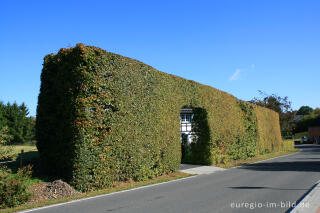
[{"xmin": 180, "ymin": 108, "xmax": 194, "ymax": 144}]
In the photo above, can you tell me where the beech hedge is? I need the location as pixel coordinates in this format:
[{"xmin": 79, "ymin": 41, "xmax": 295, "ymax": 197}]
[{"xmin": 36, "ymin": 44, "xmax": 282, "ymax": 191}]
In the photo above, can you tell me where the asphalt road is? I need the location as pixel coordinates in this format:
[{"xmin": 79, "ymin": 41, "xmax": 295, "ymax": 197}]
[{"xmin": 24, "ymin": 145, "xmax": 320, "ymax": 213}]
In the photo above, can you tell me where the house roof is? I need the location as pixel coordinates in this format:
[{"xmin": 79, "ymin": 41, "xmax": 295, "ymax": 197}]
[{"xmin": 180, "ymin": 108, "xmax": 193, "ymax": 114}]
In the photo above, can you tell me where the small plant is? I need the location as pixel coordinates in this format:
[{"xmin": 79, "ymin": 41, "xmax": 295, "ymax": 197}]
[
  {"xmin": 282, "ymin": 140, "xmax": 295, "ymax": 152},
  {"xmin": 0, "ymin": 165, "xmax": 33, "ymax": 209}
]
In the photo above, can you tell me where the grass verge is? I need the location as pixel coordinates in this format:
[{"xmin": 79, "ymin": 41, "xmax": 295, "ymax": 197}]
[
  {"xmin": 1, "ymin": 171, "xmax": 192, "ymax": 213},
  {"xmin": 217, "ymin": 150, "xmax": 299, "ymax": 168}
]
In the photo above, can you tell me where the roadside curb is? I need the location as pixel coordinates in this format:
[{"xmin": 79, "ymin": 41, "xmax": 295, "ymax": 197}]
[{"xmin": 290, "ymin": 180, "xmax": 320, "ymax": 213}]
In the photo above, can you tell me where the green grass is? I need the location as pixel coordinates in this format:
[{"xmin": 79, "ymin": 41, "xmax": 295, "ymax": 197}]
[
  {"xmin": 9, "ymin": 145, "xmax": 38, "ymax": 160},
  {"xmin": 1, "ymin": 144, "xmax": 44, "ymax": 188},
  {"xmin": 0, "ymin": 145, "xmax": 38, "ymax": 162},
  {"xmin": 1, "ymin": 171, "xmax": 192, "ymax": 213}
]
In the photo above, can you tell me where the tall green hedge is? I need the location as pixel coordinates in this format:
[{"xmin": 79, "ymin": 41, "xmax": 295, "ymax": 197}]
[
  {"xmin": 36, "ymin": 44, "xmax": 282, "ymax": 191},
  {"xmin": 255, "ymin": 106, "xmax": 282, "ymax": 154}
]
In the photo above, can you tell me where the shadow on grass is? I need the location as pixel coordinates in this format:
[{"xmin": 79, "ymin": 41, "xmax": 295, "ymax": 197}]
[
  {"xmin": 5, "ymin": 151, "xmax": 54, "ymax": 182},
  {"xmin": 16, "ymin": 151, "xmax": 39, "ymax": 162}
]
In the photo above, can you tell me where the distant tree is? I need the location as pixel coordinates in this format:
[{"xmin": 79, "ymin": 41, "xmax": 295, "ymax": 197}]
[
  {"xmin": 0, "ymin": 126, "xmax": 13, "ymax": 160},
  {"xmin": 0, "ymin": 102, "xmax": 6, "ymax": 128},
  {"xmin": 250, "ymin": 91, "xmax": 291, "ymax": 114},
  {"xmin": 297, "ymin": 106, "xmax": 313, "ymax": 115},
  {"xmin": 314, "ymin": 108, "xmax": 320, "ymax": 116},
  {"xmin": 295, "ymin": 107, "xmax": 320, "ymax": 133},
  {"xmin": 0, "ymin": 101, "xmax": 35, "ymax": 144},
  {"xmin": 0, "ymin": 126, "xmax": 12, "ymax": 145},
  {"xmin": 250, "ymin": 91, "xmax": 294, "ymax": 137},
  {"xmin": 295, "ymin": 115, "xmax": 320, "ymax": 133},
  {"xmin": 19, "ymin": 103, "xmax": 34, "ymax": 142}
]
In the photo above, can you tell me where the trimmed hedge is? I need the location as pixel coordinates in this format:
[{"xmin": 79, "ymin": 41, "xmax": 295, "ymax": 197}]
[
  {"xmin": 36, "ymin": 44, "xmax": 282, "ymax": 191},
  {"xmin": 255, "ymin": 106, "xmax": 282, "ymax": 154}
]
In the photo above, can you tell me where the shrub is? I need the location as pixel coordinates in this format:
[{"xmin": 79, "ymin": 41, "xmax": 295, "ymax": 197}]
[
  {"xmin": 282, "ymin": 140, "xmax": 295, "ymax": 152},
  {"xmin": 0, "ymin": 165, "xmax": 32, "ymax": 209},
  {"xmin": 36, "ymin": 44, "xmax": 282, "ymax": 191}
]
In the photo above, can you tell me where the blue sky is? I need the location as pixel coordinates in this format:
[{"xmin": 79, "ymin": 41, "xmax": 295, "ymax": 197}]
[{"xmin": 0, "ymin": 0, "xmax": 319, "ymax": 116}]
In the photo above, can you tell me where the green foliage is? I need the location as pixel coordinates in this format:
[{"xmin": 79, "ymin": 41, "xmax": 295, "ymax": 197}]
[
  {"xmin": 282, "ymin": 140, "xmax": 295, "ymax": 152},
  {"xmin": 228, "ymin": 101, "xmax": 257, "ymax": 160},
  {"xmin": 294, "ymin": 131, "xmax": 308, "ymax": 139},
  {"xmin": 250, "ymin": 91, "xmax": 291, "ymax": 114},
  {"xmin": 314, "ymin": 108, "xmax": 320, "ymax": 115},
  {"xmin": 295, "ymin": 114, "xmax": 320, "ymax": 133},
  {"xmin": 297, "ymin": 106, "xmax": 313, "ymax": 115},
  {"xmin": 0, "ymin": 126, "xmax": 13, "ymax": 144},
  {"xmin": 0, "ymin": 165, "xmax": 32, "ymax": 209},
  {"xmin": 0, "ymin": 102, "xmax": 35, "ymax": 145},
  {"xmin": 181, "ymin": 134, "xmax": 192, "ymax": 163},
  {"xmin": 250, "ymin": 91, "xmax": 294, "ymax": 137},
  {"xmin": 255, "ymin": 106, "xmax": 282, "ymax": 154},
  {"xmin": 0, "ymin": 126, "xmax": 13, "ymax": 160},
  {"xmin": 190, "ymin": 107, "xmax": 212, "ymax": 164},
  {"xmin": 36, "ymin": 44, "xmax": 282, "ymax": 191}
]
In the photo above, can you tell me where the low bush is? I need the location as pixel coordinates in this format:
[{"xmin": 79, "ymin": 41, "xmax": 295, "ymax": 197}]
[
  {"xmin": 0, "ymin": 165, "xmax": 32, "ymax": 209},
  {"xmin": 282, "ymin": 140, "xmax": 295, "ymax": 152}
]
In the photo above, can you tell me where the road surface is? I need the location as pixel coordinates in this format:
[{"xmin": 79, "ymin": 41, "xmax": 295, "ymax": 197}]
[{"xmin": 23, "ymin": 145, "xmax": 320, "ymax": 213}]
